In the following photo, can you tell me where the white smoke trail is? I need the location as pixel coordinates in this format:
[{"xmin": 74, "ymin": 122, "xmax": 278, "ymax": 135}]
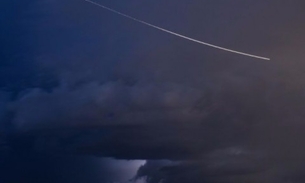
[{"xmin": 84, "ymin": 0, "xmax": 270, "ymax": 60}]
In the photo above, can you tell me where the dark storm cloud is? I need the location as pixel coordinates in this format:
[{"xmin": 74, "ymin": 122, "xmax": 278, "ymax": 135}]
[
  {"xmin": 11, "ymin": 82, "xmax": 202, "ymax": 130},
  {"xmin": 2, "ymin": 0, "xmax": 305, "ymax": 183},
  {"xmin": 134, "ymin": 148, "xmax": 268, "ymax": 183},
  {"xmin": 7, "ymin": 79, "xmax": 273, "ymax": 160}
]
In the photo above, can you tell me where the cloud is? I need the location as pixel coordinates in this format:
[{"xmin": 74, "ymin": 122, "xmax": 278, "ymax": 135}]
[
  {"xmin": 7, "ymin": 78, "xmax": 274, "ymax": 159},
  {"xmin": 136, "ymin": 147, "xmax": 267, "ymax": 183},
  {"xmin": 11, "ymin": 81, "xmax": 203, "ymax": 130},
  {"xmin": 2, "ymin": 0, "xmax": 305, "ymax": 182},
  {"xmin": 7, "ymin": 79, "xmax": 305, "ymax": 183},
  {"xmin": 133, "ymin": 148, "xmax": 277, "ymax": 183}
]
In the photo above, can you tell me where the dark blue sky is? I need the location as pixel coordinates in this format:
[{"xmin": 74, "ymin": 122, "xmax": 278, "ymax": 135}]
[{"xmin": 1, "ymin": 0, "xmax": 305, "ymax": 182}]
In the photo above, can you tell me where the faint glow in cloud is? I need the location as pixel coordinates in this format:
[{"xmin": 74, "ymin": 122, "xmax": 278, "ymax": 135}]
[
  {"xmin": 84, "ymin": 0, "xmax": 270, "ymax": 61},
  {"xmin": 96, "ymin": 158, "xmax": 146, "ymax": 183}
]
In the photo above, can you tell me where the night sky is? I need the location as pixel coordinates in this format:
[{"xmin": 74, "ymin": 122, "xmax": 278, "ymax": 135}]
[{"xmin": 1, "ymin": 0, "xmax": 305, "ymax": 183}]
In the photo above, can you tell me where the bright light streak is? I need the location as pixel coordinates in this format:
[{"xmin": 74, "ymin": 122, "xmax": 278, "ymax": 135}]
[{"xmin": 84, "ymin": 0, "xmax": 270, "ymax": 60}]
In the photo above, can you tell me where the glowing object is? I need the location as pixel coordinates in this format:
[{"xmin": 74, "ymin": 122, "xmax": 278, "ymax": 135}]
[{"xmin": 84, "ymin": 0, "xmax": 270, "ymax": 60}]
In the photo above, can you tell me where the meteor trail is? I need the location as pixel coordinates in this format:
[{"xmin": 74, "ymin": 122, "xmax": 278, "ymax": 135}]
[{"xmin": 84, "ymin": 0, "xmax": 270, "ymax": 60}]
